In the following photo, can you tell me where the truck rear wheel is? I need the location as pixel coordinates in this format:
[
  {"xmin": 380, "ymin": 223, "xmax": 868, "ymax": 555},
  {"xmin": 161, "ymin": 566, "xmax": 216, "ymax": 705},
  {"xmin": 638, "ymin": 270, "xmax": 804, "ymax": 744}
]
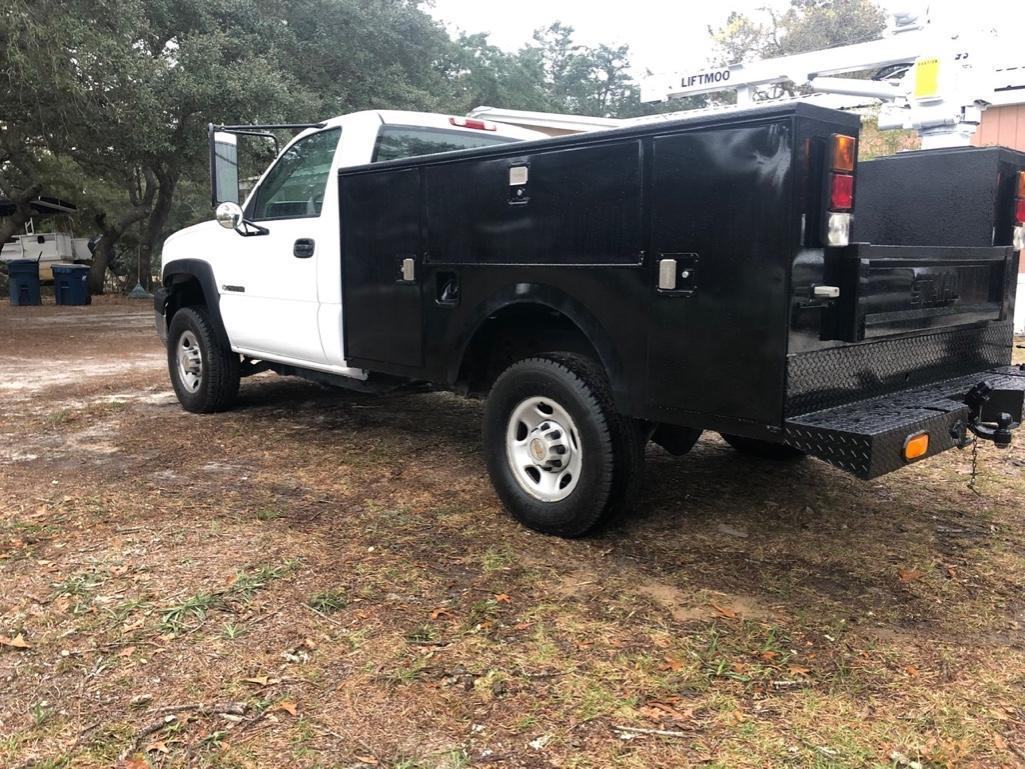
[
  {"xmin": 720, "ymin": 433, "xmax": 805, "ymax": 460},
  {"xmin": 483, "ymin": 354, "xmax": 643, "ymax": 537},
  {"xmin": 167, "ymin": 306, "xmax": 240, "ymax": 413}
]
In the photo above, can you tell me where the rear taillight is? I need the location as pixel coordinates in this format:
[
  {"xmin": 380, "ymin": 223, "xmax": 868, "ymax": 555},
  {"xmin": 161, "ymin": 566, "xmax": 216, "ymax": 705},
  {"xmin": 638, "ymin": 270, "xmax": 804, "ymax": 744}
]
[
  {"xmin": 824, "ymin": 134, "xmax": 857, "ymax": 246},
  {"xmin": 449, "ymin": 116, "xmax": 496, "ymax": 131},
  {"xmin": 1014, "ymin": 171, "xmax": 1025, "ymax": 251},
  {"xmin": 830, "ymin": 173, "xmax": 854, "ymax": 210}
]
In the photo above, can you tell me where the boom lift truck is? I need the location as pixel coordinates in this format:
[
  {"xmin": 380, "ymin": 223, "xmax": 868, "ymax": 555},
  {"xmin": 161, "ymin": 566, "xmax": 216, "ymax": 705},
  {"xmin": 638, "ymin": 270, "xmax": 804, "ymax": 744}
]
[{"xmin": 637, "ymin": 6, "xmax": 1025, "ymax": 149}]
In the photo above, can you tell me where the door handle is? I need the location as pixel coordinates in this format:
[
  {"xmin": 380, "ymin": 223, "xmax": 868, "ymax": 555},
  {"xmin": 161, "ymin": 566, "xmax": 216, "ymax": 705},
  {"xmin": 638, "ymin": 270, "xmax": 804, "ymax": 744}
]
[{"xmin": 293, "ymin": 238, "xmax": 315, "ymax": 258}]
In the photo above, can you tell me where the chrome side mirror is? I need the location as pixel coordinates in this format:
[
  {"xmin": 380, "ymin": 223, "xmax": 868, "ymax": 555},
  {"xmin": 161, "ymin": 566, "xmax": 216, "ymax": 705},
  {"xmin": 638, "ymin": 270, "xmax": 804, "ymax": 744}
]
[{"xmin": 215, "ymin": 201, "xmax": 243, "ymax": 230}]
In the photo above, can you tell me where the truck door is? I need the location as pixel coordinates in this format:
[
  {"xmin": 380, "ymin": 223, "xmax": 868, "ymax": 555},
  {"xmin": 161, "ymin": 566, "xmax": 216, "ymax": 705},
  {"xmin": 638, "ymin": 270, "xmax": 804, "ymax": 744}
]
[
  {"xmin": 217, "ymin": 127, "xmax": 342, "ymax": 364},
  {"xmin": 646, "ymin": 125, "xmax": 792, "ymax": 426}
]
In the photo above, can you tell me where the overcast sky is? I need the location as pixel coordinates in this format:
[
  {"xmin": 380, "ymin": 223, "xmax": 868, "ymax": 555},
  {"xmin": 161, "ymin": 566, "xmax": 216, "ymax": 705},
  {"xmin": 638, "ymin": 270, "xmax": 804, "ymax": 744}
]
[{"xmin": 426, "ymin": 1, "xmax": 1020, "ymax": 77}]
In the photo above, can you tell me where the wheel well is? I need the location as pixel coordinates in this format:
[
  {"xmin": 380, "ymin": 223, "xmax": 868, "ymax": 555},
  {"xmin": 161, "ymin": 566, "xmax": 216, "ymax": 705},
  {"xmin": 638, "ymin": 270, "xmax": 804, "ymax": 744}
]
[
  {"xmin": 165, "ymin": 274, "xmax": 206, "ymax": 323},
  {"xmin": 457, "ymin": 304, "xmax": 604, "ymax": 396}
]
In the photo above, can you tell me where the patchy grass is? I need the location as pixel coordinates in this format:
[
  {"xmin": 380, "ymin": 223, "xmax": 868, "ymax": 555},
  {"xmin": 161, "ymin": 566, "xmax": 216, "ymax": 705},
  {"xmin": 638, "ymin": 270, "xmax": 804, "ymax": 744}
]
[{"xmin": 2, "ymin": 304, "xmax": 1025, "ymax": 767}]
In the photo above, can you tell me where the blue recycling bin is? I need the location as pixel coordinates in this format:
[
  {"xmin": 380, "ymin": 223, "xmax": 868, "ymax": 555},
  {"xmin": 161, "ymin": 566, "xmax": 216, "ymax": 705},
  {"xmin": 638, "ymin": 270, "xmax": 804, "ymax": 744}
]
[
  {"xmin": 7, "ymin": 259, "xmax": 41, "ymax": 306},
  {"xmin": 52, "ymin": 264, "xmax": 91, "ymax": 306}
]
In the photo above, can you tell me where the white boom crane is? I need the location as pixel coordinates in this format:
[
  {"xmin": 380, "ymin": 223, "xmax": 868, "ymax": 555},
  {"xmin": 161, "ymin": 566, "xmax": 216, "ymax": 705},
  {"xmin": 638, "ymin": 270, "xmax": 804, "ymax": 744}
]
[
  {"xmin": 640, "ymin": 6, "xmax": 1025, "ymax": 149},
  {"xmin": 471, "ymin": 7, "xmax": 1025, "ymax": 149}
]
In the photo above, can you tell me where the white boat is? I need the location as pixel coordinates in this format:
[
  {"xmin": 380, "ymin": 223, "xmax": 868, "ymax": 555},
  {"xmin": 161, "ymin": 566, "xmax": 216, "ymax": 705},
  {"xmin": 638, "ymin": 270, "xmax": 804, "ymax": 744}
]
[{"xmin": 1, "ymin": 197, "xmax": 93, "ymax": 281}]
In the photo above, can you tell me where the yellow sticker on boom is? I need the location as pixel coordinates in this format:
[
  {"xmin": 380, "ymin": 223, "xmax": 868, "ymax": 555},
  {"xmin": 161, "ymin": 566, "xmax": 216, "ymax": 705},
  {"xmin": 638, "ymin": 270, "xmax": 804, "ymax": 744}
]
[{"xmin": 913, "ymin": 57, "xmax": 940, "ymax": 100}]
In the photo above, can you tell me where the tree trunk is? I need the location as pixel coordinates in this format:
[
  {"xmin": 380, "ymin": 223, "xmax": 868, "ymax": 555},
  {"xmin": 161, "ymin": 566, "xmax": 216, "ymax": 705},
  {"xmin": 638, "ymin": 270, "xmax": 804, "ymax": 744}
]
[
  {"xmin": 139, "ymin": 172, "xmax": 177, "ymax": 290},
  {"xmin": 0, "ymin": 182, "xmax": 43, "ymax": 245},
  {"xmin": 87, "ymin": 169, "xmax": 158, "ymax": 294},
  {"xmin": 87, "ymin": 203, "xmax": 153, "ymax": 294}
]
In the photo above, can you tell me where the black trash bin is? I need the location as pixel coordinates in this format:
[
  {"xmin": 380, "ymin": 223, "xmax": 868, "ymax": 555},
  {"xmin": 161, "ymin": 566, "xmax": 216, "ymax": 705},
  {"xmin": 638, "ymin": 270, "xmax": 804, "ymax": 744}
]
[
  {"xmin": 52, "ymin": 264, "xmax": 91, "ymax": 306},
  {"xmin": 7, "ymin": 259, "xmax": 42, "ymax": 306}
]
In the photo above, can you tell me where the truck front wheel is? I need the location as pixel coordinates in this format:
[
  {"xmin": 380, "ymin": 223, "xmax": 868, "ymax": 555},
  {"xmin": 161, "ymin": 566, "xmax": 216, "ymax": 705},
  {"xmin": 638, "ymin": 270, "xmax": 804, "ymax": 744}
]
[
  {"xmin": 483, "ymin": 354, "xmax": 643, "ymax": 537},
  {"xmin": 167, "ymin": 306, "xmax": 240, "ymax": 413}
]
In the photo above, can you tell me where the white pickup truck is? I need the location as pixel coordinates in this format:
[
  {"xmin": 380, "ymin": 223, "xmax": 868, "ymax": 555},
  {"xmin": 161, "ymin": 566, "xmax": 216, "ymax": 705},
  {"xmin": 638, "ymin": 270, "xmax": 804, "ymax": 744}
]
[
  {"xmin": 157, "ymin": 110, "xmax": 541, "ymax": 383},
  {"xmin": 157, "ymin": 103, "xmax": 1025, "ymax": 537}
]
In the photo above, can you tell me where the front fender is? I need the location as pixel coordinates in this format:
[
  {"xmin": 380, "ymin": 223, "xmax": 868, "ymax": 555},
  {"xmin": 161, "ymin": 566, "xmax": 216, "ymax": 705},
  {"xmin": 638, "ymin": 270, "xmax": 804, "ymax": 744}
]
[{"xmin": 161, "ymin": 258, "xmax": 230, "ymax": 351}]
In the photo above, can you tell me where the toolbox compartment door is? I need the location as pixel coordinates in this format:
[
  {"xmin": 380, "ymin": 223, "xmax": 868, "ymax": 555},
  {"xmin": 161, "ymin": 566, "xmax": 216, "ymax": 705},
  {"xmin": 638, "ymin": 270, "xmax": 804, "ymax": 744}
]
[{"xmin": 825, "ymin": 244, "xmax": 1017, "ymax": 343}]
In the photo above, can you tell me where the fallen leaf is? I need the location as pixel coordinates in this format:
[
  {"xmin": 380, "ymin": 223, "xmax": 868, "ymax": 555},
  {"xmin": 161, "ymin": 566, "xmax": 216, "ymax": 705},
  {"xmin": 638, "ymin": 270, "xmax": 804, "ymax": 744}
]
[
  {"xmin": 787, "ymin": 665, "xmax": 812, "ymax": 677},
  {"xmin": 124, "ymin": 756, "xmax": 149, "ymax": 769},
  {"xmin": 639, "ymin": 701, "xmax": 693, "ymax": 722},
  {"xmin": 898, "ymin": 568, "xmax": 922, "ymax": 583},
  {"xmin": 302, "ymin": 638, "xmax": 317, "ymax": 650},
  {"xmin": 117, "ymin": 646, "xmax": 136, "ymax": 658},
  {"xmin": 905, "ymin": 665, "xmax": 919, "ymax": 678},
  {"xmin": 0, "ymin": 633, "xmax": 31, "ymax": 650},
  {"xmin": 430, "ymin": 608, "xmax": 454, "ymax": 620},
  {"xmin": 757, "ymin": 650, "xmax": 779, "ymax": 661},
  {"xmin": 659, "ymin": 656, "xmax": 685, "ymax": 672},
  {"xmin": 494, "ymin": 593, "xmax": 511, "ymax": 603},
  {"xmin": 945, "ymin": 565, "xmax": 957, "ymax": 579},
  {"xmin": 709, "ymin": 603, "xmax": 738, "ymax": 618},
  {"xmin": 528, "ymin": 735, "xmax": 550, "ymax": 750},
  {"xmin": 276, "ymin": 700, "xmax": 298, "ymax": 716},
  {"xmin": 354, "ymin": 755, "xmax": 379, "ymax": 765},
  {"xmin": 242, "ymin": 676, "xmax": 280, "ymax": 687},
  {"xmin": 145, "ymin": 740, "xmax": 169, "ymax": 754}
]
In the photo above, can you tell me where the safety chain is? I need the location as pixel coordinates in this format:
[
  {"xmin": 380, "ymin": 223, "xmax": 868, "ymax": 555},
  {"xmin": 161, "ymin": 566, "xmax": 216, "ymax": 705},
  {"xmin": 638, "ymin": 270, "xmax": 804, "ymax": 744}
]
[{"xmin": 968, "ymin": 436, "xmax": 981, "ymax": 495}]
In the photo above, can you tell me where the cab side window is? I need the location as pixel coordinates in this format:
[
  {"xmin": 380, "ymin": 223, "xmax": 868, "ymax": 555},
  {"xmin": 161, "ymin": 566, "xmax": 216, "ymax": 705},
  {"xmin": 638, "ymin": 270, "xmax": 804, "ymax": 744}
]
[
  {"xmin": 373, "ymin": 126, "xmax": 514, "ymax": 163},
  {"xmin": 247, "ymin": 127, "xmax": 341, "ymax": 221}
]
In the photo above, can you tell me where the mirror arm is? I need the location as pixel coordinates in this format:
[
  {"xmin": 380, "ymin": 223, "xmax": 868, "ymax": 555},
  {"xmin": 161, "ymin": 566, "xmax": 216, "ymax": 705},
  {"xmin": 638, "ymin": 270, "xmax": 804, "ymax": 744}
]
[{"xmin": 234, "ymin": 219, "xmax": 269, "ymax": 237}]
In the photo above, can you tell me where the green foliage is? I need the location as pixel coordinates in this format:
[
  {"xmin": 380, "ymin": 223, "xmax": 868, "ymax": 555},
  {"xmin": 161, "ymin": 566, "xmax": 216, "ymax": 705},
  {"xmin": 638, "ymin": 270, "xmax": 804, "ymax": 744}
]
[
  {"xmin": 711, "ymin": 0, "xmax": 887, "ymax": 64},
  {"xmin": 1, "ymin": 0, "xmax": 685, "ymax": 292}
]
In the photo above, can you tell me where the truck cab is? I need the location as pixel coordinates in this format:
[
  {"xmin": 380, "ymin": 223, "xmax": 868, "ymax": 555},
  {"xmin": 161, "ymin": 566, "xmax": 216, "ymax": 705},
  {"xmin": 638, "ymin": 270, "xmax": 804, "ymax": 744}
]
[{"xmin": 157, "ymin": 110, "xmax": 543, "ymax": 377}]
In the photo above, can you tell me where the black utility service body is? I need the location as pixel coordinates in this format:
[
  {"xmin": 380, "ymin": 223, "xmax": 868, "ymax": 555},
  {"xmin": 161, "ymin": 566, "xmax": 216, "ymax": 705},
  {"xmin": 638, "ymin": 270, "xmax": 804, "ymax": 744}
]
[{"xmin": 338, "ymin": 103, "xmax": 1025, "ymax": 478}]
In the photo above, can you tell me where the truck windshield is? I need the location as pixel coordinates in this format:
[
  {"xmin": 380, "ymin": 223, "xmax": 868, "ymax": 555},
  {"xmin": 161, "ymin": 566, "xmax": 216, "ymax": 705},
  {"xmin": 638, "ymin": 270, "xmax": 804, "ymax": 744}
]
[
  {"xmin": 373, "ymin": 126, "xmax": 516, "ymax": 163},
  {"xmin": 247, "ymin": 127, "xmax": 341, "ymax": 220}
]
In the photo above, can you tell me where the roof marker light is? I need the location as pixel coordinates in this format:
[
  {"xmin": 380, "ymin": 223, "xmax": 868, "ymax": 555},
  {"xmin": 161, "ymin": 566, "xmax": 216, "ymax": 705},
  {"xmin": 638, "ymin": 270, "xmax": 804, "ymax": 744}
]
[{"xmin": 449, "ymin": 116, "xmax": 497, "ymax": 131}]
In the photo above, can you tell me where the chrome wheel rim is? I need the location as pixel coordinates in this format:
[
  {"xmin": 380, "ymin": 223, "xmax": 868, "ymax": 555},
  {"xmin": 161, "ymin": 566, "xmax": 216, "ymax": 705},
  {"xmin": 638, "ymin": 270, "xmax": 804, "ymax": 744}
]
[
  {"xmin": 176, "ymin": 330, "xmax": 203, "ymax": 393},
  {"xmin": 506, "ymin": 396, "xmax": 582, "ymax": 502}
]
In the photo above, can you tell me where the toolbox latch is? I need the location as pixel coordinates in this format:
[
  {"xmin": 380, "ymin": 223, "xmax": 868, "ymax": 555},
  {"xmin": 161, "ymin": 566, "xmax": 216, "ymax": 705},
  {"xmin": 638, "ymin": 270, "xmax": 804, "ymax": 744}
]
[{"xmin": 657, "ymin": 253, "xmax": 699, "ymax": 294}]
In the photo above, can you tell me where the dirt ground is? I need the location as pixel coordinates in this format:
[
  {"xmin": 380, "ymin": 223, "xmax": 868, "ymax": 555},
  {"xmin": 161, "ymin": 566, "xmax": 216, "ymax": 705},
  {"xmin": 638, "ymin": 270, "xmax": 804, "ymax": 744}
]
[{"xmin": 2, "ymin": 298, "xmax": 1025, "ymax": 769}]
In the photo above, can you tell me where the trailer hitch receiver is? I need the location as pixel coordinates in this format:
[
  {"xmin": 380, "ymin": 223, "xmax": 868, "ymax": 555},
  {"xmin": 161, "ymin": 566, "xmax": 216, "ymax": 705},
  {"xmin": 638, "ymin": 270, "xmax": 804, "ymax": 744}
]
[{"xmin": 964, "ymin": 381, "xmax": 1023, "ymax": 449}]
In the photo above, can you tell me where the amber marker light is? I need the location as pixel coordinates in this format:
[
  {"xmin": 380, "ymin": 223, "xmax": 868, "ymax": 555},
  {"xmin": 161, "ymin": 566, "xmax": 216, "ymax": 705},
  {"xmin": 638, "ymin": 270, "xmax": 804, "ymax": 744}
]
[
  {"xmin": 831, "ymin": 134, "xmax": 856, "ymax": 172},
  {"xmin": 903, "ymin": 432, "xmax": 930, "ymax": 462}
]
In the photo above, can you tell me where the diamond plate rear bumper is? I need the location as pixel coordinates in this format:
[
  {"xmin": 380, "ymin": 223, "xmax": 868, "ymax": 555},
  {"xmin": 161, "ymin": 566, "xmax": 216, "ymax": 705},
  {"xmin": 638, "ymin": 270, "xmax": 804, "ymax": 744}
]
[{"xmin": 783, "ymin": 366, "xmax": 1025, "ymax": 478}]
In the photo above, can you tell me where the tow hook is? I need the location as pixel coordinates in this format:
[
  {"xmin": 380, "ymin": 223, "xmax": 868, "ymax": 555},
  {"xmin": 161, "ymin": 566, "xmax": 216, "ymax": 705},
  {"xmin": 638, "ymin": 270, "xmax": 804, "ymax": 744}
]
[{"xmin": 964, "ymin": 381, "xmax": 1019, "ymax": 449}]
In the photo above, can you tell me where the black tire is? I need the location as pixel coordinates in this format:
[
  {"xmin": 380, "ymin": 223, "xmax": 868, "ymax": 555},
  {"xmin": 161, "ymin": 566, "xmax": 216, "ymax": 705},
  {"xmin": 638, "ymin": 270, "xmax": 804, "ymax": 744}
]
[
  {"xmin": 167, "ymin": 306, "xmax": 240, "ymax": 413},
  {"xmin": 483, "ymin": 353, "xmax": 644, "ymax": 538},
  {"xmin": 720, "ymin": 432, "xmax": 805, "ymax": 460}
]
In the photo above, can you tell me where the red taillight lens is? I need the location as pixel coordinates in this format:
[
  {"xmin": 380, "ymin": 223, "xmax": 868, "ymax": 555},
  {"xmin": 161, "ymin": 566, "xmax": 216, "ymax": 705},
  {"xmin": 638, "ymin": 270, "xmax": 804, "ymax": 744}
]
[
  {"xmin": 449, "ymin": 116, "xmax": 496, "ymax": 131},
  {"xmin": 1016, "ymin": 197, "xmax": 1025, "ymax": 224},
  {"xmin": 830, "ymin": 173, "xmax": 854, "ymax": 210}
]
